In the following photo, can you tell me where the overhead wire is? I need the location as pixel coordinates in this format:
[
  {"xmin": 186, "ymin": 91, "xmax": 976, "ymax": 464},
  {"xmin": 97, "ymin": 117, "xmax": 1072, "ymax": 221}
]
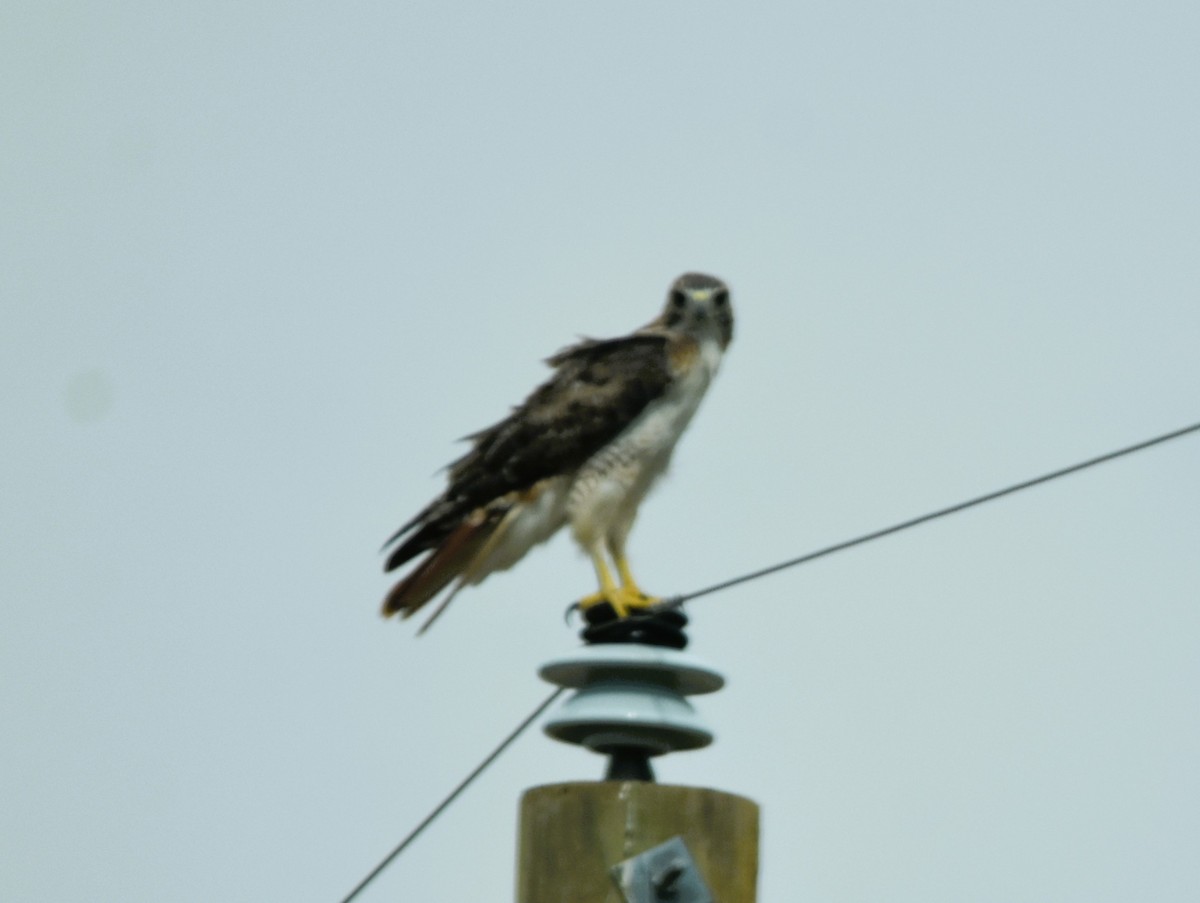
[
  {"xmin": 337, "ymin": 687, "xmax": 564, "ymax": 903},
  {"xmin": 339, "ymin": 418, "xmax": 1200, "ymax": 901},
  {"xmin": 661, "ymin": 419, "xmax": 1200, "ymax": 608}
]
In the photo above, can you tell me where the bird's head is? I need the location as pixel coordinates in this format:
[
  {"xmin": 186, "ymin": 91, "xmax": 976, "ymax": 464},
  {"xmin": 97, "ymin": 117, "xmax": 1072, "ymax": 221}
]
[{"xmin": 656, "ymin": 272, "xmax": 734, "ymax": 349}]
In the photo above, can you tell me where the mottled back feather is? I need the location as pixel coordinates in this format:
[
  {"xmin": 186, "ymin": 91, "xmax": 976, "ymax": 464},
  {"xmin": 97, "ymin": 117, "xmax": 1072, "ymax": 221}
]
[{"xmin": 383, "ymin": 334, "xmax": 673, "ymax": 573}]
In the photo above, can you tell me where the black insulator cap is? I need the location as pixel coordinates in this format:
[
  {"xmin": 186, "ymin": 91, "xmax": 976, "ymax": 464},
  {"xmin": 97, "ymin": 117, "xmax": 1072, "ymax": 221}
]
[
  {"xmin": 581, "ymin": 604, "xmax": 689, "ymax": 649},
  {"xmin": 602, "ymin": 745, "xmax": 656, "ymax": 782}
]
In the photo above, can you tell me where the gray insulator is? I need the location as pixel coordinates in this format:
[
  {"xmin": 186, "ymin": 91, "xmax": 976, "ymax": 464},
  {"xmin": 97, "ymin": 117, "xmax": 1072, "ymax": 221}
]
[{"xmin": 539, "ymin": 644, "xmax": 725, "ymax": 776}]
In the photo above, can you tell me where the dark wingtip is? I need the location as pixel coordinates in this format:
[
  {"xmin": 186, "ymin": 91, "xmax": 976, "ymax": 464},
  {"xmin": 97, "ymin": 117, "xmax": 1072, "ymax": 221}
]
[
  {"xmin": 383, "ymin": 543, "xmax": 409, "ymax": 573},
  {"xmin": 379, "ymin": 523, "xmax": 410, "ymax": 556},
  {"xmin": 382, "ymin": 521, "xmax": 443, "ymax": 572}
]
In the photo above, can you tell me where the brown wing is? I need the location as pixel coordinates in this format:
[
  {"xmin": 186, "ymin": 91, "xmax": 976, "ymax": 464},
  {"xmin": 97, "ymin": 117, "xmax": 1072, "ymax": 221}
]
[{"xmin": 381, "ymin": 333, "xmax": 674, "ymax": 616}]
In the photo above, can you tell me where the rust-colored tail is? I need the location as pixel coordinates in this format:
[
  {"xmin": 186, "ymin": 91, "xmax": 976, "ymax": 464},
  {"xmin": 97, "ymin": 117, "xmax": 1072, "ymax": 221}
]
[{"xmin": 381, "ymin": 507, "xmax": 505, "ymax": 632}]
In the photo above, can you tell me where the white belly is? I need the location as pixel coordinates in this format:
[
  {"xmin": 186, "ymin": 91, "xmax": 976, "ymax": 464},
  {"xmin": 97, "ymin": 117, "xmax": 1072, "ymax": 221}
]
[{"xmin": 567, "ymin": 337, "xmax": 722, "ymax": 547}]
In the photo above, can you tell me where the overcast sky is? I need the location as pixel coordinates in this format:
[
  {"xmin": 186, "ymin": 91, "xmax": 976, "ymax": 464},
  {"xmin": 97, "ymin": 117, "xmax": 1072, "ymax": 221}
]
[{"xmin": 3, "ymin": 3, "xmax": 1199, "ymax": 901}]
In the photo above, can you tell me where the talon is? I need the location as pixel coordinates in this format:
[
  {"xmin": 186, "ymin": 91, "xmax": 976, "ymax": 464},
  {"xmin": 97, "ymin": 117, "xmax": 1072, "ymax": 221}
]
[
  {"xmin": 577, "ymin": 586, "xmax": 660, "ymax": 618},
  {"xmin": 578, "ymin": 591, "xmax": 609, "ymax": 610},
  {"xmin": 619, "ymin": 586, "xmax": 660, "ymax": 611},
  {"xmin": 580, "ymin": 550, "xmax": 660, "ymax": 618},
  {"xmin": 578, "ymin": 589, "xmax": 626, "ymax": 618}
]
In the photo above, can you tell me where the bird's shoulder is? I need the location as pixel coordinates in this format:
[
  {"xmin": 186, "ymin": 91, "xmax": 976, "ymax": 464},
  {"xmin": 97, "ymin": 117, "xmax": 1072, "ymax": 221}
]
[{"xmin": 438, "ymin": 334, "xmax": 670, "ymax": 485}]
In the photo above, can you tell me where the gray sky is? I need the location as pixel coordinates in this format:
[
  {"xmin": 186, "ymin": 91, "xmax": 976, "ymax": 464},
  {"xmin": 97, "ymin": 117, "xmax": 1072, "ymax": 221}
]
[{"xmin": 3, "ymin": 2, "xmax": 1198, "ymax": 901}]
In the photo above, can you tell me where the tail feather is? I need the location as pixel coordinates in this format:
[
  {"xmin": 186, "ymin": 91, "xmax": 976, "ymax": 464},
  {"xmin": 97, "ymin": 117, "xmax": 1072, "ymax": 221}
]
[
  {"xmin": 380, "ymin": 507, "xmax": 505, "ymax": 624},
  {"xmin": 410, "ymin": 499, "xmax": 521, "ymax": 633},
  {"xmin": 413, "ymin": 583, "xmax": 465, "ymax": 636}
]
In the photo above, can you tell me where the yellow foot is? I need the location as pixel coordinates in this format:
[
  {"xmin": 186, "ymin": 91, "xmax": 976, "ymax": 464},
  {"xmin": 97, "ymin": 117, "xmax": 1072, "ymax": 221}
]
[{"xmin": 577, "ymin": 586, "xmax": 662, "ymax": 618}]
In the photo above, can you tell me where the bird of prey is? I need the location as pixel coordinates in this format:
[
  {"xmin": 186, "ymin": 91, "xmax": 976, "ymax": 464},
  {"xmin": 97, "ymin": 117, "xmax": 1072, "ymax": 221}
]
[{"xmin": 381, "ymin": 272, "xmax": 734, "ymax": 633}]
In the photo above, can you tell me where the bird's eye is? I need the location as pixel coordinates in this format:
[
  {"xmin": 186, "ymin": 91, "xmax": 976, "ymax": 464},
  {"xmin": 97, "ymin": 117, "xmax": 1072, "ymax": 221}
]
[
  {"xmin": 713, "ymin": 290, "xmax": 728, "ymax": 306},
  {"xmin": 670, "ymin": 290, "xmax": 687, "ymax": 309}
]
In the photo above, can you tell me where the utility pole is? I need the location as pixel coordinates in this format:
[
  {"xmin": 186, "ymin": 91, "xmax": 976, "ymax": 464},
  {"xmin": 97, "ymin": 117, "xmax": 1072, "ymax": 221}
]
[{"xmin": 516, "ymin": 610, "xmax": 760, "ymax": 902}]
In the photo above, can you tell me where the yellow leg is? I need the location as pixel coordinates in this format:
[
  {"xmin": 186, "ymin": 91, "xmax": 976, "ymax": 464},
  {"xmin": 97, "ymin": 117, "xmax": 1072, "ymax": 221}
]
[
  {"xmin": 615, "ymin": 553, "xmax": 659, "ymax": 611},
  {"xmin": 578, "ymin": 549, "xmax": 624, "ymax": 613},
  {"xmin": 578, "ymin": 548, "xmax": 661, "ymax": 618}
]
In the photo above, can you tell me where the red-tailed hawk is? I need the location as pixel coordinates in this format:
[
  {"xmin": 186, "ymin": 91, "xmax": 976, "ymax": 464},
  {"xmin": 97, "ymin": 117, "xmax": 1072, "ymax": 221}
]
[{"xmin": 381, "ymin": 273, "xmax": 734, "ymax": 633}]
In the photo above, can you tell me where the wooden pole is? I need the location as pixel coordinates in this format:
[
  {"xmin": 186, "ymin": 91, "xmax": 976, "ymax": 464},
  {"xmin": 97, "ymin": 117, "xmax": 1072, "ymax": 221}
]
[{"xmin": 517, "ymin": 780, "xmax": 759, "ymax": 902}]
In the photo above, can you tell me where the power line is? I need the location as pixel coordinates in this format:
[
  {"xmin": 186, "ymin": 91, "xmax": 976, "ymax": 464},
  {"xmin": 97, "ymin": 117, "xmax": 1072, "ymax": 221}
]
[
  {"xmin": 337, "ymin": 687, "xmax": 565, "ymax": 903},
  {"xmin": 341, "ymin": 418, "xmax": 1199, "ymax": 900},
  {"xmin": 662, "ymin": 419, "xmax": 1200, "ymax": 608}
]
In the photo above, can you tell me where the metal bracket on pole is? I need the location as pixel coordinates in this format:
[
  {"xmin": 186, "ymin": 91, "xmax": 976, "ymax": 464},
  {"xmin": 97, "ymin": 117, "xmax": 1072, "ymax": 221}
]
[{"xmin": 611, "ymin": 836, "xmax": 715, "ymax": 903}]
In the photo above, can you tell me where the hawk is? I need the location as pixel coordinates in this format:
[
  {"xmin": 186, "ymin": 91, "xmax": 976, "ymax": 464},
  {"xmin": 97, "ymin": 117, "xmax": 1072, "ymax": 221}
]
[{"xmin": 381, "ymin": 273, "xmax": 734, "ymax": 633}]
